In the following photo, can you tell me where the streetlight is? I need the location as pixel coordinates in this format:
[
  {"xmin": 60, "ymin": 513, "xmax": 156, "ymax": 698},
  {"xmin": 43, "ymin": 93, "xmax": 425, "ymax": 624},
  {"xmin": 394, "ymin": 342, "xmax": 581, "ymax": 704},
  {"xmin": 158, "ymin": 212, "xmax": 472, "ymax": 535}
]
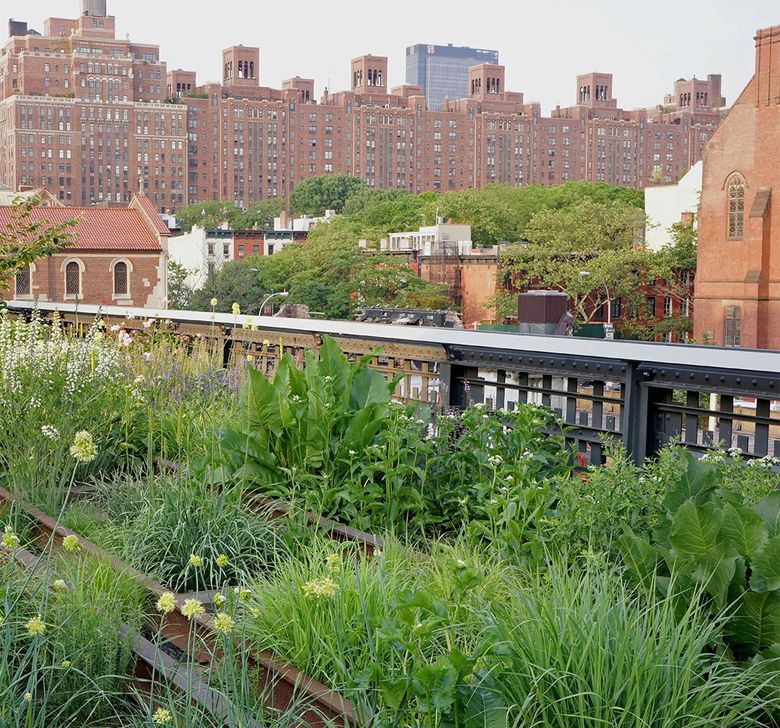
[
  {"xmin": 580, "ymin": 271, "xmax": 613, "ymax": 340},
  {"xmin": 259, "ymin": 290, "xmax": 289, "ymax": 316}
]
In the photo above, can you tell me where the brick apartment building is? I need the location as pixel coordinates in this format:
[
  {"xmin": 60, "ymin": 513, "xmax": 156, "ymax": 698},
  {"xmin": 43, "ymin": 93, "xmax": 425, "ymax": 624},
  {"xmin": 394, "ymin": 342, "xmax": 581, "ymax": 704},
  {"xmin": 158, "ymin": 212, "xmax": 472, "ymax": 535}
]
[
  {"xmin": 3, "ymin": 193, "xmax": 169, "ymax": 307},
  {"xmin": 1, "ymin": 1, "xmax": 724, "ymax": 213},
  {"xmin": 694, "ymin": 24, "xmax": 780, "ymax": 350}
]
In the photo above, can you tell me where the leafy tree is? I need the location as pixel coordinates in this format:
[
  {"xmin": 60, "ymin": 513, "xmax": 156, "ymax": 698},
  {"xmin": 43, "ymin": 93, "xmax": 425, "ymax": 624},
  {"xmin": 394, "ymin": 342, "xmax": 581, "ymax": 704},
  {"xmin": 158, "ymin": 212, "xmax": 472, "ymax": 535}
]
[
  {"xmin": 501, "ymin": 199, "xmax": 649, "ymax": 324},
  {"xmin": 166, "ymin": 260, "xmax": 193, "ymax": 310},
  {"xmin": 290, "ymin": 174, "xmax": 367, "ymax": 215},
  {"xmin": 0, "ymin": 195, "xmax": 77, "ymax": 290},
  {"xmin": 342, "ymin": 187, "xmax": 410, "ymax": 216},
  {"xmin": 233, "ymin": 199, "xmax": 283, "ymax": 230},
  {"xmin": 190, "ymin": 257, "xmax": 269, "ymax": 314},
  {"xmin": 174, "ymin": 200, "xmax": 238, "ymax": 232}
]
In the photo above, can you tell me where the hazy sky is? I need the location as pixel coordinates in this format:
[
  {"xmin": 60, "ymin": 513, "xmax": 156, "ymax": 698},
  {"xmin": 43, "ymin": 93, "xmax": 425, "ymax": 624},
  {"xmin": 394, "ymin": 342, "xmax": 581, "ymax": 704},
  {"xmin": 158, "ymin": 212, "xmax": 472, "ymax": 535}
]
[{"xmin": 8, "ymin": 0, "xmax": 779, "ymax": 112}]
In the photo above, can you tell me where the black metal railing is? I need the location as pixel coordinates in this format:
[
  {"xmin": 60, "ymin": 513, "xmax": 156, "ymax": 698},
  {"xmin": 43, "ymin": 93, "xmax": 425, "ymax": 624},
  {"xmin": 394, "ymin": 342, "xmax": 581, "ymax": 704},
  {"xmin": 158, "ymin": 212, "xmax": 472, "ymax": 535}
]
[{"xmin": 7, "ymin": 300, "xmax": 780, "ymax": 467}]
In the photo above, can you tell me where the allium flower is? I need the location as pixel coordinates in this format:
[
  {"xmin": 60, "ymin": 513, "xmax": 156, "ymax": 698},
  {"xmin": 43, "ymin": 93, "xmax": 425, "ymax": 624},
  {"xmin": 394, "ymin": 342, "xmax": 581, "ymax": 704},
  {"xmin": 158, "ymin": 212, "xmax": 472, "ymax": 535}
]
[
  {"xmin": 26, "ymin": 615, "xmax": 46, "ymax": 637},
  {"xmin": 69, "ymin": 431, "xmax": 97, "ymax": 463},
  {"xmin": 213, "ymin": 592, "xmax": 225, "ymax": 608},
  {"xmin": 181, "ymin": 599, "xmax": 205, "ymax": 621},
  {"xmin": 156, "ymin": 592, "xmax": 176, "ymax": 614},
  {"xmin": 153, "ymin": 707, "xmax": 173, "ymax": 725},
  {"xmin": 2, "ymin": 526, "xmax": 20, "ymax": 550},
  {"xmin": 61, "ymin": 535, "xmax": 79, "ymax": 553},
  {"xmin": 210, "ymin": 298, "xmax": 218, "ymax": 308},
  {"xmin": 61, "ymin": 660, "xmax": 71, "ymax": 668},
  {"xmin": 215, "ymin": 553, "xmax": 229, "ymax": 568},
  {"xmin": 188, "ymin": 554, "xmax": 202, "ymax": 568},
  {"xmin": 213, "ymin": 612, "xmax": 234, "ymax": 635},
  {"xmin": 302, "ymin": 577, "xmax": 339, "ymax": 600},
  {"xmin": 326, "ymin": 554, "xmax": 341, "ymax": 573},
  {"xmin": 233, "ymin": 586, "xmax": 251, "ymax": 602},
  {"xmin": 23, "ymin": 692, "xmax": 32, "ymax": 703},
  {"xmin": 52, "ymin": 579, "xmax": 67, "ymax": 591},
  {"xmin": 231, "ymin": 302, "xmax": 241, "ymax": 316},
  {"xmin": 41, "ymin": 425, "xmax": 59, "ymax": 440}
]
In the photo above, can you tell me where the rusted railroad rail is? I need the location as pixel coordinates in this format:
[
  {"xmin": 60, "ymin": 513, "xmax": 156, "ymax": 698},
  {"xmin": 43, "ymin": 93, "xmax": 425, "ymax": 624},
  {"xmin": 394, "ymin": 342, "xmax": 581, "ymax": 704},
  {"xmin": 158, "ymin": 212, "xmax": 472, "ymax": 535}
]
[
  {"xmin": 7, "ymin": 300, "xmax": 780, "ymax": 467},
  {"xmin": 0, "ymin": 486, "xmax": 367, "ymax": 727}
]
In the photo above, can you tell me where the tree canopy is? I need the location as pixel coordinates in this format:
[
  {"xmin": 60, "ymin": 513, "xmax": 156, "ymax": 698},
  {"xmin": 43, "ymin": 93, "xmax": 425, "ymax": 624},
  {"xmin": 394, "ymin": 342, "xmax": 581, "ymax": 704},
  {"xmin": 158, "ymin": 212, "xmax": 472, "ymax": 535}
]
[
  {"xmin": 175, "ymin": 199, "xmax": 283, "ymax": 233},
  {"xmin": 289, "ymin": 174, "xmax": 368, "ymax": 216}
]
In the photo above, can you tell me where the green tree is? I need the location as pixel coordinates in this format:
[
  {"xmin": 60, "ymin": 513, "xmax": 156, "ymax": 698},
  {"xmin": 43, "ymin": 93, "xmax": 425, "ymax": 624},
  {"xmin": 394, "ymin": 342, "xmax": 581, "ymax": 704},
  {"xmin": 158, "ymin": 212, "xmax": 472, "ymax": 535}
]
[
  {"xmin": 0, "ymin": 195, "xmax": 77, "ymax": 290},
  {"xmin": 234, "ymin": 199, "xmax": 283, "ymax": 230},
  {"xmin": 190, "ymin": 257, "xmax": 270, "ymax": 314},
  {"xmin": 166, "ymin": 260, "xmax": 193, "ymax": 309},
  {"xmin": 174, "ymin": 200, "xmax": 238, "ymax": 232},
  {"xmin": 290, "ymin": 174, "xmax": 367, "ymax": 215},
  {"xmin": 501, "ymin": 199, "xmax": 649, "ymax": 324}
]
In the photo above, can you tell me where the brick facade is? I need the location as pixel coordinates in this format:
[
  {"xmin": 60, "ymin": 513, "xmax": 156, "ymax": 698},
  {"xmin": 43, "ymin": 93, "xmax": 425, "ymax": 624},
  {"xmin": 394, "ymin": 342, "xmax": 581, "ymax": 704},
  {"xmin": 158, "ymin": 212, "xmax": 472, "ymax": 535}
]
[
  {"xmin": 0, "ymin": 2, "xmax": 724, "ymax": 212},
  {"xmin": 3, "ymin": 194, "xmax": 169, "ymax": 307},
  {"xmin": 694, "ymin": 24, "xmax": 780, "ymax": 350}
]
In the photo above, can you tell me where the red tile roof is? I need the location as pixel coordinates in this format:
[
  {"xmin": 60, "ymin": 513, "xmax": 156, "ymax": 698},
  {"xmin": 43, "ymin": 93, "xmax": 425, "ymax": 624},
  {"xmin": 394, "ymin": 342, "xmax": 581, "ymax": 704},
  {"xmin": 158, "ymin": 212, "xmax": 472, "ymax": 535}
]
[
  {"xmin": 132, "ymin": 194, "xmax": 172, "ymax": 236},
  {"xmin": 0, "ymin": 203, "xmax": 164, "ymax": 251}
]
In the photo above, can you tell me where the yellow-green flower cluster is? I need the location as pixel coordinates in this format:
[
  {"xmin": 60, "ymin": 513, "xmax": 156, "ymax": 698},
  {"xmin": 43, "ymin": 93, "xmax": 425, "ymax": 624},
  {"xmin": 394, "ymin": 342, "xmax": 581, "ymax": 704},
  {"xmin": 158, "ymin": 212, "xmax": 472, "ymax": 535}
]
[
  {"xmin": 188, "ymin": 554, "xmax": 202, "ymax": 568},
  {"xmin": 153, "ymin": 707, "xmax": 173, "ymax": 724},
  {"xmin": 213, "ymin": 612, "xmax": 234, "ymax": 635},
  {"xmin": 326, "ymin": 553, "xmax": 341, "ymax": 573},
  {"xmin": 215, "ymin": 553, "xmax": 229, "ymax": 568},
  {"xmin": 2, "ymin": 525, "xmax": 20, "ymax": 550},
  {"xmin": 181, "ymin": 599, "xmax": 204, "ymax": 620},
  {"xmin": 156, "ymin": 592, "xmax": 176, "ymax": 614},
  {"xmin": 26, "ymin": 615, "xmax": 46, "ymax": 637},
  {"xmin": 62, "ymin": 535, "xmax": 79, "ymax": 553},
  {"xmin": 302, "ymin": 577, "xmax": 339, "ymax": 600},
  {"xmin": 69, "ymin": 431, "xmax": 97, "ymax": 463}
]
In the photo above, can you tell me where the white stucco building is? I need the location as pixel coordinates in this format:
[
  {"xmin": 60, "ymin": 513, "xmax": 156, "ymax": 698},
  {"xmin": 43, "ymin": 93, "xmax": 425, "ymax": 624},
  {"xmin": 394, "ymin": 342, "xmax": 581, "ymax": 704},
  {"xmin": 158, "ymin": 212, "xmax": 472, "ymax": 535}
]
[
  {"xmin": 644, "ymin": 161, "xmax": 702, "ymax": 251},
  {"xmin": 167, "ymin": 226, "xmax": 234, "ymax": 291}
]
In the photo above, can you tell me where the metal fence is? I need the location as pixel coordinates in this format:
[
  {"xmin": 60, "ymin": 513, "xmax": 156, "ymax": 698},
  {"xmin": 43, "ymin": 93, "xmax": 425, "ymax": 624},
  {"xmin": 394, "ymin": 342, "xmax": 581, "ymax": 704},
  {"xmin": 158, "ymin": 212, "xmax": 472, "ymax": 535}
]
[{"xmin": 7, "ymin": 300, "xmax": 780, "ymax": 467}]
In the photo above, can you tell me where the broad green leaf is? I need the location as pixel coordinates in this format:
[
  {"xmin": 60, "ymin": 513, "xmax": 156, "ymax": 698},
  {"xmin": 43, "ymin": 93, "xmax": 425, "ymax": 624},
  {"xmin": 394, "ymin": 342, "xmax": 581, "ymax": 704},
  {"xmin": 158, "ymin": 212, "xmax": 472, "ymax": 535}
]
[
  {"xmin": 461, "ymin": 683, "xmax": 508, "ymax": 728},
  {"xmin": 412, "ymin": 661, "xmax": 457, "ymax": 711},
  {"xmin": 727, "ymin": 590, "xmax": 780, "ymax": 655},
  {"xmin": 664, "ymin": 454, "xmax": 718, "ymax": 512},
  {"xmin": 349, "ymin": 366, "xmax": 392, "ymax": 410},
  {"xmin": 243, "ymin": 366, "xmax": 282, "ymax": 435},
  {"xmin": 378, "ymin": 675, "xmax": 408, "ymax": 711},
  {"xmin": 669, "ymin": 500, "xmax": 724, "ymax": 557},
  {"xmin": 720, "ymin": 501, "xmax": 768, "ymax": 557},
  {"xmin": 316, "ymin": 335, "xmax": 351, "ymax": 396},
  {"xmin": 618, "ymin": 531, "xmax": 660, "ymax": 585},
  {"xmin": 689, "ymin": 541, "xmax": 738, "ymax": 609},
  {"xmin": 751, "ymin": 536, "xmax": 780, "ymax": 592},
  {"xmin": 753, "ymin": 492, "xmax": 780, "ymax": 539}
]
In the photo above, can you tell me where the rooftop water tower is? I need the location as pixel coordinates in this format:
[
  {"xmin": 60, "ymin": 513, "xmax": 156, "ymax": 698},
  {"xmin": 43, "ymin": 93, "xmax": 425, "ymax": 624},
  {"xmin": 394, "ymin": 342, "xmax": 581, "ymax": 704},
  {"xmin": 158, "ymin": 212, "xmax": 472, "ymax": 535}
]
[{"xmin": 81, "ymin": 0, "xmax": 107, "ymax": 17}]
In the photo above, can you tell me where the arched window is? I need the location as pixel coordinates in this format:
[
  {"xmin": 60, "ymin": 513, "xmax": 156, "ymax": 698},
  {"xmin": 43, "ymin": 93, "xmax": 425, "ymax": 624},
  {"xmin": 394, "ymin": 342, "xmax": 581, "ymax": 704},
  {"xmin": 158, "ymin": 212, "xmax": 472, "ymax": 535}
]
[
  {"xmin": 64, "ymin": 260, "xmax": 82, "ymax": 298},
  {"xmin": 726, "ymin": 173, "xmax": 746, "ymax": 240},
  {"xmin": 14, "ymin": 264, "xmax": 32, "ymax": 297},
  {"xmin": 113, "ymin": 261, "xmax": 128, "ymax": 296}
]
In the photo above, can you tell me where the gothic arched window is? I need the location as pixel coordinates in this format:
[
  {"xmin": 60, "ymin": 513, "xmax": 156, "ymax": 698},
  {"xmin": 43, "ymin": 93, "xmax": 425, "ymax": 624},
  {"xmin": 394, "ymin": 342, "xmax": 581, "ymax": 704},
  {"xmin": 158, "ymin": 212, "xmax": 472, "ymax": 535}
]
[{"xmin": 726, "ymin": 173, "xmax": 746, "ymax": 240}]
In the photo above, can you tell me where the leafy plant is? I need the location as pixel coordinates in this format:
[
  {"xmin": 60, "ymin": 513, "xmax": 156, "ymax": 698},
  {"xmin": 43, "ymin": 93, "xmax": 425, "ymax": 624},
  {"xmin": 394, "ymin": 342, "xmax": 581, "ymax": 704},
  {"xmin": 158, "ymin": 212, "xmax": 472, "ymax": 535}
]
[{"xmin": 619, "ymin": 452, "xmax": 780, "ymax": 662}]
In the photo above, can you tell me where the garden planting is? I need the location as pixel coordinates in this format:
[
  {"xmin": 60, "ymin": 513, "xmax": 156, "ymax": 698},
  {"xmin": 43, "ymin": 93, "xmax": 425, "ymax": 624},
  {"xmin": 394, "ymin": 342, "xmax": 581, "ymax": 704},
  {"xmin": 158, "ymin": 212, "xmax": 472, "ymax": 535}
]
[{"xmin": 1, "ymin": 308, "xmax": 779, "ymax": 727}]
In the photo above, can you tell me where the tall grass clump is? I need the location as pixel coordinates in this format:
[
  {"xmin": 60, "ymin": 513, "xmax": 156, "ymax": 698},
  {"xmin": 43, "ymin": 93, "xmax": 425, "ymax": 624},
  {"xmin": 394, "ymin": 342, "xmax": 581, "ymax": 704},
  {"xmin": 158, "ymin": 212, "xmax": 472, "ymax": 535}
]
[
  {"xmin": 78, "ymin": 472, "xmax": 283, "ymax": 592},
  {"xmin": 486, "ymin": 559, "xmax": 777, "ymax": 727}
]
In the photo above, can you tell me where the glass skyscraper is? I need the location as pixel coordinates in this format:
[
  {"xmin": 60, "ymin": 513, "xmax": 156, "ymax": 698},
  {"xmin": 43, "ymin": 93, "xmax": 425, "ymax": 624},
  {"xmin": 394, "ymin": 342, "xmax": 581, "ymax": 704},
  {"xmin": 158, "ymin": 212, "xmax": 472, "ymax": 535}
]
[{"xmin": 406, "ymin": 44, "xmax": 499, "ymax": 111}]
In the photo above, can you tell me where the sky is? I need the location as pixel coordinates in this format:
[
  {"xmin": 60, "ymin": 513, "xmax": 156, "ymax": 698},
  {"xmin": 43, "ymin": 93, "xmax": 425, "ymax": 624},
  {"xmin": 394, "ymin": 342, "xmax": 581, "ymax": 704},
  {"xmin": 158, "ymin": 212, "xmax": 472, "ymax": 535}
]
[{"xmin": 7, "ymin": 0, "xmax": 780, "ymax": 112}]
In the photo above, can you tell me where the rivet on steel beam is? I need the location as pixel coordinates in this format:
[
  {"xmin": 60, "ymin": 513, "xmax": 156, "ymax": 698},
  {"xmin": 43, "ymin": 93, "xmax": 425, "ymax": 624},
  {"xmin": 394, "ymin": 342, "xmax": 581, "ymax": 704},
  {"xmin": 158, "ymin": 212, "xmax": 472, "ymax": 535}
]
[{"xmin": 735, "ymin": 378, "xmax": 742, "ymax": 385}]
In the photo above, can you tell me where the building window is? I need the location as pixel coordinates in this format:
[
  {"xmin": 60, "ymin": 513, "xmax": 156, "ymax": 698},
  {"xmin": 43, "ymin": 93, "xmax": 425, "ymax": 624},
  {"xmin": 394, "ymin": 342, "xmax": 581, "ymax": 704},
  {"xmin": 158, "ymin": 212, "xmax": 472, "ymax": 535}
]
[
  {"xmin": 113, "ymin": 260, "xmax": 129, "ymax": 296},
  {"xmin": 726, "ymin": 173, "xmax": 745, "ymax": 240},
  {"xmin": 65, "ymin": 260, "xmax": 82, "ymax": 297},
  {"xmin": 663, "ymin": 296, "xmax": 672, "ymax": 318},
  {"xmin": 611, "ymin": 297, "xmax": 621, "ymax": 319},
  {"xmin": 724, "ymin": 305, "xmax": 741, "ymax": 347},
  {"xmin": 646, "ymin": 296, "xmax": 656, "ymax": 318},
  {"xmin": 15, "ymin": 265, "xmax": 32, "ymax": 296}
]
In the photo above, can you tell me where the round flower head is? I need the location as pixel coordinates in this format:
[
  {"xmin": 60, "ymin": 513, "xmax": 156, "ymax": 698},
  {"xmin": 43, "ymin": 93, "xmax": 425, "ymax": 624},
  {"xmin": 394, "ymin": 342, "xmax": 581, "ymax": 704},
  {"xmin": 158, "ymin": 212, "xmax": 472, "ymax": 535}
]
[
  {"xmin": 210, "ymin": 298, "xmax": 218, "ymax": 308},
  {"xmin": 61, "ymin": 535, "xmax": 79, "ymax": 553},
  {"xmin": 215, "ymin": 553, "xmax": 229, "ymax": 568},
  {"xmin": 52, "ymin": 579, "xmax": 67, "ymax": 592},
  {"xmin": 61, "ymin": 660, "xmax": 71, "ymax": 668},
  {"xmin": 213, "ymin": 612, "xmax": 234, "ymax": 635},
  {"xmin": 23, "ymin": 692, "xmax": 32, "ymax": 703},
  {"xmin": 2, "ymin": 526, "xmax": 20, "ymax": 550},
  {"xmin": 26, "ymin": 615, "xmax": 46, "ymax": 637},
  {"xmin": 302, "ymin": 577, "xmax": 339, "ymax": 600},
  {"xmin": 231, "ymin": 302, "xmax": 241, "ymax": 316},
  {"xmin": 188, "ymin": 554, "xmax": 202, "ymax": 568},
  {"xmin": 213, "ymin": 592, "xmax": 225, "ymax": 608},
  {"xmin": 153, "ymin": 707, "xmax": 173, "ymax": 725},
  {"xmin": 69, "ymin": 431, "xmax": 97, "ymax": 464},
  {"xmin": 156, "ymin": 592, "xmax": 176, "ymax": 614},
  {"xmin": 181, "ymin": 599, "xmax": 204, "ymax": 620}
]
